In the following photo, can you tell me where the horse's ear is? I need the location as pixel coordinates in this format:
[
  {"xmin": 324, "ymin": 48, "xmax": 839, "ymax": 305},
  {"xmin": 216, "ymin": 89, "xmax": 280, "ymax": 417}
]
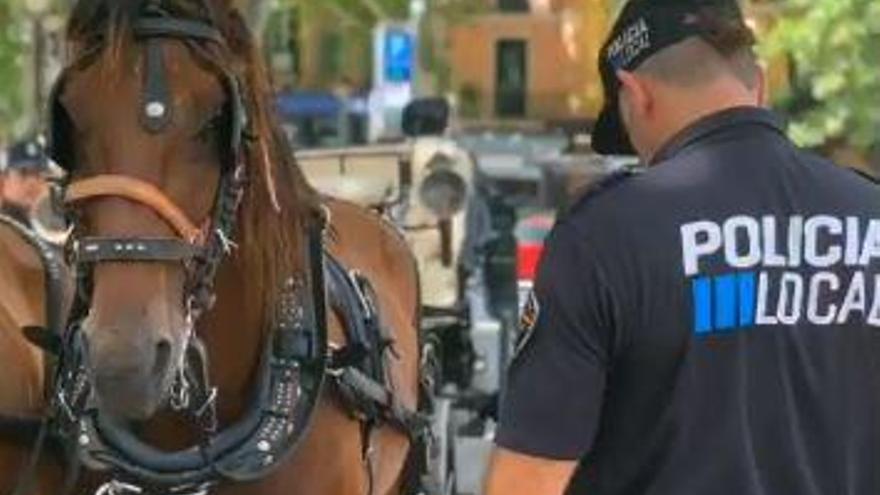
[
  {"xmin": 214, "ymin": 0, "xmax": 268, "ymax": 36},
  {"xmin": 222, "ymin": 5, "xmax": 257, "ymax": 57},
  {"xmin": 241, "ymin": 0, "xmax": 271, "ymax": 34}
]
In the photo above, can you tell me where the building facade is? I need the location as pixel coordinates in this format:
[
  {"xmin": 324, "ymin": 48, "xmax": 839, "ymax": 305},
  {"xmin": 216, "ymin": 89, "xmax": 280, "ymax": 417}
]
[
  {"xmin": 443, "ymin": 0, "xmax": 789, "ymax": 124},
  {"xmin": 446, "ymin": 0, "xmax": 610, "ymax": 123},
  {"xmin": 268, "ymin": 0, "xmax": 789, "ymax": 128}
]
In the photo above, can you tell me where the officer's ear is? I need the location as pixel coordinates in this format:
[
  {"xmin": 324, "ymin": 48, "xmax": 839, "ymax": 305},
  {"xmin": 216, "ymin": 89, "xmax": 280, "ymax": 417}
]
[
  {"xmin": 616, "ymin": 70, "xmax": 653, "ymax": 121},
  {"xmin": 617, "ymin": 70, "xmax": 654, "ymax": 118}
]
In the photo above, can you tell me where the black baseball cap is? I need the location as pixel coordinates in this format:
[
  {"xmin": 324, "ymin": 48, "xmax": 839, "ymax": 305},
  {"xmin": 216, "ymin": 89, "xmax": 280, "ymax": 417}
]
[
  {"xmin": 593, "ymin": 0, "xmax": 749, "ymax": 155},
  {"xmin": 4, "ymin": 136, "xmax": 49, "ymax": 174}
]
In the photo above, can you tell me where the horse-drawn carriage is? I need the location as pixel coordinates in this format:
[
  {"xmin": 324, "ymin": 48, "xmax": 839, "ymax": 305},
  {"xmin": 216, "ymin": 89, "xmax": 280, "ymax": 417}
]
[{"xmin": 0, "ymin": 1, "xmax": 461, "ymax": 494}]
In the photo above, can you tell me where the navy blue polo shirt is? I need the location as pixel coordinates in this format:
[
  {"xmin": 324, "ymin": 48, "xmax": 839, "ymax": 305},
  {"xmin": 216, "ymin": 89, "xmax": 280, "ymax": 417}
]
[{"xmin": 496, "ymin": 107, "xmax": 880, "ymax": 495}]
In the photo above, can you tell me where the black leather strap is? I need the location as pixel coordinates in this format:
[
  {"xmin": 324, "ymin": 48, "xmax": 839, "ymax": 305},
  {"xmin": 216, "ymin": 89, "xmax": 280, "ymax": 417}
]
[
  {"xmin": 0, "ymin": 214, "xmax": 68, "ymax": 335},
  {"xmin": 132, "ymin": 18, "xmax": 224, "ymax": 45},
  {"xmin": 72, "ymin": 237, "xmax": 201, "ymax": 263},
  {"xmin": 141, "ymin": 38, "xmax": 173, "ymax": 133},
  {"xmin": 331, "ymin": 365, "xmax": 429, "ymax": 437}
]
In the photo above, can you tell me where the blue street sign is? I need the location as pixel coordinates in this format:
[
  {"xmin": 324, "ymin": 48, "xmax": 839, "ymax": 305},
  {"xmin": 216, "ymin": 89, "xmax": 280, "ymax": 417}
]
[{"xmin": 384, "ymin": 29, "xmax": 414, "ymax": 84}]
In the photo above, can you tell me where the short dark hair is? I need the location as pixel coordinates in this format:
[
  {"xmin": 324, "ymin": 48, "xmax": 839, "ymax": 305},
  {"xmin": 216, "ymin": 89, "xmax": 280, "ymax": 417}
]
[
  {"xmin": 692, "ymin": 5, "xmax": 757, "ymax": 57},
  {"xmin": 637, "ymin": 7, "xmax": 760, "ymax": 89}
]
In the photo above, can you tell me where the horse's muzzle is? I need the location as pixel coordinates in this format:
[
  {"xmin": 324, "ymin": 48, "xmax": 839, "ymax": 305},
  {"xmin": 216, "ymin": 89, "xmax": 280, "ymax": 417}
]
[{"xmin": 83, "ymin": 327, "xmax": 175, "ymax": 421}]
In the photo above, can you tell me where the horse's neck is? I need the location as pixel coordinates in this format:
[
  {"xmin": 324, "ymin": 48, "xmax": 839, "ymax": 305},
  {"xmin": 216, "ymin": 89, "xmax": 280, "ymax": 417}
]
[{"xmin": 198, "ymin": 257, "xmax": 267, "ymax": 421}]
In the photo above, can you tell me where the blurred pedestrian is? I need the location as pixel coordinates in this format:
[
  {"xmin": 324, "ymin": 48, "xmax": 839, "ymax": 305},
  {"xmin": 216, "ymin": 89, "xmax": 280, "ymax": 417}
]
[
  {"xmin": 0, "ymin": 137, "xmax": 51, "ymax": 227},
  {"xmin": 485, "ymin": 0, "xmax": 880, "ymax": 494}
]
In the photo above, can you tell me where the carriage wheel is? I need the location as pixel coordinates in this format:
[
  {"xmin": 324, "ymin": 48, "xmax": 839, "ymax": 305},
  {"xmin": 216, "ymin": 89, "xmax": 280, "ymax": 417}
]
[
  {"xmin": 422, "ymin": 396, "xmax": 457, "ymax": 495},
  {"xmin": 416, "ymin": 336, "xmax": 457, "ymax": 495}
]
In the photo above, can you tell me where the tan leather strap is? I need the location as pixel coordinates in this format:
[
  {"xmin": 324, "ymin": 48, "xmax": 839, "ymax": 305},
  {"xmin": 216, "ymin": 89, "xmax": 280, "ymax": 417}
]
[{"xmin": 65, "ymin": 175, "xmax": 204, "ymax": 244}]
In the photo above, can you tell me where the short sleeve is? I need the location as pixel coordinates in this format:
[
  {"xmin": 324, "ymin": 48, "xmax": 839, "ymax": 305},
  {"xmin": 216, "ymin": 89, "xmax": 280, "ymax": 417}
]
[{"xmin": 495, "ymin": 220, "xmax": 616, "ymax": 460}]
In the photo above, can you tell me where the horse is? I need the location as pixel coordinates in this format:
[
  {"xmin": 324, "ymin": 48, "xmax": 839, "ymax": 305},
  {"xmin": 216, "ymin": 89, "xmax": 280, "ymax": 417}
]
[
  {"xmin": 47, "ymin": 0, "xmax": 428, "ymax": 493},
  {"xmin": 0, "ymin": 216, "xmax": 67, "ymax": 494}
]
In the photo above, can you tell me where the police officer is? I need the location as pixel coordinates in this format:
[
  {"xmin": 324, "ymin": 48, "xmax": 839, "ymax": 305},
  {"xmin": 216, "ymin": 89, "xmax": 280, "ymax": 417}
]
[
  {"xmin": 485, "ymin": 0, "xmax": 880, "ymax": 494},
  {"xmin": 0, "ymin": 137, "xmax": 51, "ymax": 226}
]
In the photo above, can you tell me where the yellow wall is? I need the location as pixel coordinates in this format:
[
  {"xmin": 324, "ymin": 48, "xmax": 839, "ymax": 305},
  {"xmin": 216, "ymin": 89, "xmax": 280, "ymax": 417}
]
[
  {"xmin": 447, "ymin": 0, "xmax": 611, "ymax": 121},
  {"xmin": 565, "ymin": 0, "xmax": 610, "ymax": 117}
]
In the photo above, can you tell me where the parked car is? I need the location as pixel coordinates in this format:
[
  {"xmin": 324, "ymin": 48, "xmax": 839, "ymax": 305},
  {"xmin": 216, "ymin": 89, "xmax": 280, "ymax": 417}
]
[{"xmin": 277, "ymin": 90, "xmax": 369, "ymax": 149}]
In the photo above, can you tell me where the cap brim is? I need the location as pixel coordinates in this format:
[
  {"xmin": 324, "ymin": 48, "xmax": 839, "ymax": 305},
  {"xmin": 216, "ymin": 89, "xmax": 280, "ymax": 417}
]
[
  {"xmin": 592, "ymin": 102, "xmax": 635, "ymax": 156},
  {"xmin": 6, "ymin": 161, "xmax": 47, "ymax": 173}
]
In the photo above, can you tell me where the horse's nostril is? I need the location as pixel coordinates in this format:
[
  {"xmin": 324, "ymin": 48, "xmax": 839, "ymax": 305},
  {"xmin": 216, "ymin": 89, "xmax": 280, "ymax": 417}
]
[{"xmin": 153, "ymin": 339, "xmax": 172, "ymax": 378}]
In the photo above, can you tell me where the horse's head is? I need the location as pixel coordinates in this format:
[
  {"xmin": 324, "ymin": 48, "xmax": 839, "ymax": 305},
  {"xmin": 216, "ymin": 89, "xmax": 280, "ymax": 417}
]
[{"xmin": 54, "ymin": 0, "xmax": 248, "ymax": 420}]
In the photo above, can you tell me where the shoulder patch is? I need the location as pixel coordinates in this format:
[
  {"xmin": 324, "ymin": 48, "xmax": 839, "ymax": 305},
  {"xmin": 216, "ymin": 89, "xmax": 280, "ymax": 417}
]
[
  {"xmin": 565, "ymin": 165, "xmax": 642, "ymax": 215},
  {"xmin": 513, "ymin": 290, "xmax": 541, "ymax": 359}
]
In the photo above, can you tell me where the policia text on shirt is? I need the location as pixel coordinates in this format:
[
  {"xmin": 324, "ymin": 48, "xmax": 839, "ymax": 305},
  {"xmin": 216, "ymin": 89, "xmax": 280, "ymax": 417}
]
[{"xmin": 683, "ymin": 215, "xmax": 880, "ymax": 332}]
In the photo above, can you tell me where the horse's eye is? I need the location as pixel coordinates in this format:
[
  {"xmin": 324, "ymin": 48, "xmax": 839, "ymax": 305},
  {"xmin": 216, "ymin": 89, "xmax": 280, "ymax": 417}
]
[{"xmin": 196, "ymin": 110, "xmax": 224, "ymax": 142}]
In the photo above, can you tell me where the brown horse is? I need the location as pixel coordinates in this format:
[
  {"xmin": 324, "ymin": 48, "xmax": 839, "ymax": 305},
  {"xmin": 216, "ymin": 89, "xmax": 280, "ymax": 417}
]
[
  {"xmin": 0, "ymin": 219, "xmax": 65, "ymax": 494},
  {"xmin": 53, "ymin": 0, "xmax": 423, "ymax": 493}
]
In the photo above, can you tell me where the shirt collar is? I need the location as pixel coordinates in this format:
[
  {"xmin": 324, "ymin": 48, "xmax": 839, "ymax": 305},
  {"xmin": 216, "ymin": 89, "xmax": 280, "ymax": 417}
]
[{"xmin": 650, "ymin": 106, "xmax": 787, "ymax": 165}]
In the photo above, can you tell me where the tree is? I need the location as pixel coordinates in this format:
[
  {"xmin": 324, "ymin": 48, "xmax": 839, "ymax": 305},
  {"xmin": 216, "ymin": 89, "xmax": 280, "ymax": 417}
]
[
  {"xmin": 284, "ymin": 0, "xmax": 409, "ymax": 28},
  {"xmin": 762, "ymin": 0, "xmax": 880, "ymax": 153},
  {"xmin": 0, "ymin": 1, "xmax": 27, "ymax": 140}
]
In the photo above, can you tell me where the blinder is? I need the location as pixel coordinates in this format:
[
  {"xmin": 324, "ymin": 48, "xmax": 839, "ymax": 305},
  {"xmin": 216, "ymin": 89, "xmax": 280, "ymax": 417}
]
[{"xmin": 47, "ymin": 73, "xmax": 77, "ymax": 170}]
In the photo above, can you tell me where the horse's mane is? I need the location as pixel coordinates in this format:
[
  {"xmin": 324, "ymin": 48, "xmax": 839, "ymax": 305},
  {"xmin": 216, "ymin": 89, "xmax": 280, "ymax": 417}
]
[{"xmin": 66, "ymin": 0, "xmax": 320, "ymax": 328}]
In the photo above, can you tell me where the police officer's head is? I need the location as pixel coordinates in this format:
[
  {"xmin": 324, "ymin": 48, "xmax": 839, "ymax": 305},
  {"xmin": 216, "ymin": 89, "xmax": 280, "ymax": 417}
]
[
  {"xmin": 593, "ymin": 0, "xmax": 763, "ymax": 161},
  {"xmin": 1, "ymin": 137, "xmax": 51, "ymax": 212}
]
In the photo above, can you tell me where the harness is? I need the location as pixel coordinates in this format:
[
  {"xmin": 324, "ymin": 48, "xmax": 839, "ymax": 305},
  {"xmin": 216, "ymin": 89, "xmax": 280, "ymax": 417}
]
[
  {"xmin": 0, "ymin": 214, "xmax": 68, "ymax": 340},
  {"xmin": 0, "ymin": 213, "xmax": 76, "ymax": 495},
  {"xmin": 9, "ymin": 2, "xmax": 432, "ymax": 494},
  {"xmin": 325, "ymin": 257, "xmax": 429, "ymax": 436}
]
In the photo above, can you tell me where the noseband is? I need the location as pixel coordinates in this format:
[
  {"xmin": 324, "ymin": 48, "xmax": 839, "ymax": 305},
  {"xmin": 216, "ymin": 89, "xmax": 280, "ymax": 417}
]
[
  {"xmin": 67, "ymin": 176, "xmax": 207, "ymax": 244},
  {"xmin": 65, "ymin": 175, "xmax": 208, "ymax": 262}
]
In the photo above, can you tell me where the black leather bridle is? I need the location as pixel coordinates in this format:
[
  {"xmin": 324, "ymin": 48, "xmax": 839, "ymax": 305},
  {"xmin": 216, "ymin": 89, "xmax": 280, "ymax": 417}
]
[{"xmin": 50, "ymin": 1, "xmax": 248, "ymax": 322}]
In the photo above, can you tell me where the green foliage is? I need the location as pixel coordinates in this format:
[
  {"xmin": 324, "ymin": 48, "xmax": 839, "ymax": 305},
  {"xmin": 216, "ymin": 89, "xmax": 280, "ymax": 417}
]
[
  {"xmin": 433, "ymin": 0, "xmax": 490, "ymax": 25},
  {"xmin": 762, "ymin": 0, "xmax": 880, "ymax": 151},
  {"xmin": 0, "ymin": 1, "xmax": 27, "ymax": 140},
  {"xmin": 285, "ymin": 0, "xmax": 410, "ymax": 26}
]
